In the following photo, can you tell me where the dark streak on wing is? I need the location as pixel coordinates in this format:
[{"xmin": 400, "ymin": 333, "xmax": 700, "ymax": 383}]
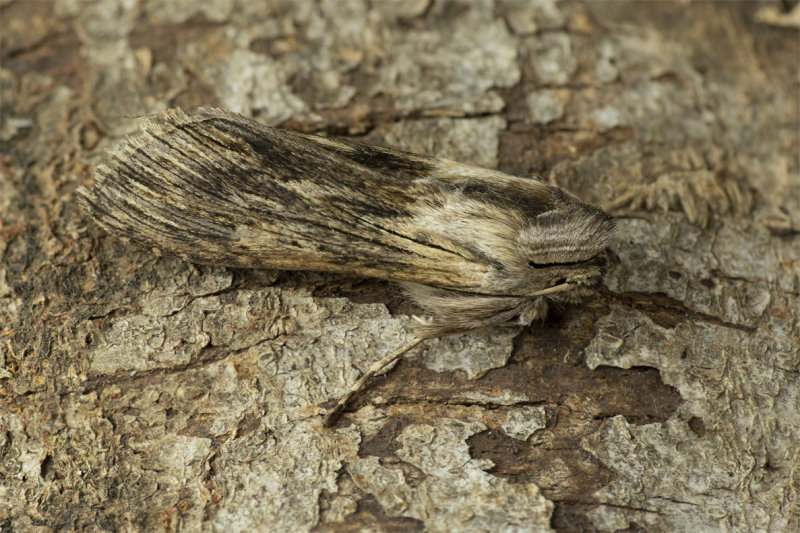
[
  {"xmin": 459, "ymin": 183, "xmax": 551, "ymax": 218},
  {"xmin": 204, "ymin": 116, "xmax": 424, "ymax": 218},
  {"xmin": 331, "ymin": 141, "xmax": 437, "ymax": 175}
]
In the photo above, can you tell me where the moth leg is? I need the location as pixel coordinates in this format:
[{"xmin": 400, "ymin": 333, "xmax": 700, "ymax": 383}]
[{"xmin": 323, "ymin": 337, "xmax": 425, "ymax": 427}]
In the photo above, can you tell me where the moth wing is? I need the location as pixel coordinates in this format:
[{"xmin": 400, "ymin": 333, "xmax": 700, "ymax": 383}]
[{"xmin": 79, "ymin": 108, "xmax": 489, "ymax": 291}]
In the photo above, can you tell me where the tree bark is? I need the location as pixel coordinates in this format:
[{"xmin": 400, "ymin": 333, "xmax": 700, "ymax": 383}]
[{"xmin": 1, "ymin": 1, "xmax": 797, "ymax": 531}]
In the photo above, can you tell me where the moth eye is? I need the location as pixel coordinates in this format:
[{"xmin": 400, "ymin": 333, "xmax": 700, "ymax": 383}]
[{"xmin": 528, "ymin": 260, "xmax": 582, "ymax": 268}]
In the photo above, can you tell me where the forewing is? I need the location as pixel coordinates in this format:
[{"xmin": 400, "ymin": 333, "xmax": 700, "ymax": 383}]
[{"xmin": 79, "ymin": 108, "xmax": 488, "ymax": 290}]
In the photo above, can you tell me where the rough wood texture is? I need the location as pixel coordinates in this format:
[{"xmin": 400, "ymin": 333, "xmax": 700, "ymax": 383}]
[{"xmin": 1, "ymin": 1, "xmax": 797, "ymax": 531}]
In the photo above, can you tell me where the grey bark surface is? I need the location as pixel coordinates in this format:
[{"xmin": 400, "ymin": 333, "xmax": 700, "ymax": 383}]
[{"xmin": 1, "ymin": 1, "xmax": 798, "ymax": 531}]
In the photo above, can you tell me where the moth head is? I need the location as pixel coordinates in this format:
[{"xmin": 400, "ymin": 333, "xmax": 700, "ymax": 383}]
[
  {"xmin": 515, "ymin": 187, "xmax": 615, "ymax": 296},
  {"xmin": 412, "ymin": 171, "xmax": 614, "ymax": 299}
]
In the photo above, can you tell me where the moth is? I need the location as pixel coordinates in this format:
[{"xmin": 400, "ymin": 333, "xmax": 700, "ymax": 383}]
[{"xmin": 78, "ymin": 108, "xmax": 615, "ymax": 425}]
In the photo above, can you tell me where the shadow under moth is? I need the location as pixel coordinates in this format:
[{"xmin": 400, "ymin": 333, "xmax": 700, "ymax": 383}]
[{"xmin": 78, "ymin": 108, "xmax": 615, "ymax": 426}]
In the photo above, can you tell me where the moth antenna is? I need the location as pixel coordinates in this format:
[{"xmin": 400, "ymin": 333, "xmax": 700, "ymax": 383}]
[{"xmin": 323, "ymin": 337, "xmax": 425, "ymax": 427}]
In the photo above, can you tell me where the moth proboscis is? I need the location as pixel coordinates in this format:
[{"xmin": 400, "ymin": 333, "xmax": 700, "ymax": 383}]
[{"xmin": 78, "ymin": 108, "xmax": 615, "ymax": 426}]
